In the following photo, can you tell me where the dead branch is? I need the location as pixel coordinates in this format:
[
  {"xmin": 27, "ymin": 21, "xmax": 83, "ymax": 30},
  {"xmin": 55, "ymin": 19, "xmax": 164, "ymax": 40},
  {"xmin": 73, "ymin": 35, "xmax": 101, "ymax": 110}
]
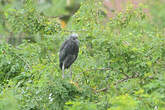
[
  {"xmin": 94, "ymin": 87, "xmax": 109, "ymax": 93},
  {"xmin": 94, "ymin": 73, "xmax": 140, "ymax": 93},
  {"xmin": 121, "ymin": 72, "xmax": 129, "ymax": 78},
  {"xmin": 114, "ymin": 73, "xmax": 140, "ymax": 85}
]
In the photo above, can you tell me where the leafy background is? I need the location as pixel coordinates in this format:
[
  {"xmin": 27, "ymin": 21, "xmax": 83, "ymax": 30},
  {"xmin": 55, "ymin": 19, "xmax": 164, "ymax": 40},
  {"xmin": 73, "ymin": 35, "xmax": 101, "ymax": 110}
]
[{"xmin": 0, "ymin": 0, "xmax": 165, "ymax": 110}]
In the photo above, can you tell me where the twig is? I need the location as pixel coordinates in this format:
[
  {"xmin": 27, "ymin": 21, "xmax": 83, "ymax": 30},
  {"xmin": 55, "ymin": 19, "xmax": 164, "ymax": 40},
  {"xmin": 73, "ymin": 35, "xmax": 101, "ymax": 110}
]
[
  {"xmin": 114, "ymin": 72, "xmax": 139, "ymax": 85},
  {"xmin": 94, "ymin": 72, "xmax": 140, "ymax": 93},
  {"xmin": 113, "ymin": 73, "xmax": 139, "ymax": 85},
  {"xmin": 121, "ymin": 72, "xmax": 129, "ymax": 78},
  {"xmin": 12, "ymin": 52, "xmax": 31, "ymax": 70},
  {"xmin": 119, "ymin": 68, "xmax": 129, "ymax": 78},
  {"xmin": 95, "ymin": 87, "xmax": 109, "ymax": 93}
]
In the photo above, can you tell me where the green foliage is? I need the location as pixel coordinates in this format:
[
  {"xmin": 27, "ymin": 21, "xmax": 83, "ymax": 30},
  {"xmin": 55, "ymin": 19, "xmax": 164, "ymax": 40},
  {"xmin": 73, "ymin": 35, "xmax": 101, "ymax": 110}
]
[
  {"xmin": 65, "ymin": 101, "xmax": 97, "ymax": 110},
  {"xmin": 0, "ymin": 0, "xmax": 165, "ymax": 110},
  {"xmin": 109, "ymin": 94, "xmax": 138, "ymax": 110},
  {"xmin": 0, "ymin": 43, "xmax": 26, "ymax": 82},
  {"xmin": 0, "ymin": 0, "xmax": 61, "ymax": 36},
  {"xmin": 0, "ymin": 89, "xmax": 19, "ymax": 110},
  {"xmin": 148, "ymin": 0, "xmax": 165, "ymax": 28},
  {"xmin": 5, "ymin": 5, "xmax": 61, "ymax": 35}
]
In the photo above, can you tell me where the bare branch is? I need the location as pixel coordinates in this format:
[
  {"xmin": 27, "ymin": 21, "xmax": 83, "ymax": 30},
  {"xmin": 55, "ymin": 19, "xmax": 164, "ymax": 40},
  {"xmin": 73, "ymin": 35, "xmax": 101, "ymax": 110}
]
[
  {"xmin": 94, "ymin": 87, "xmax": 109, "ymax": 93},
  {"xmin": 121, "ymin": 72, "xmax": 129, "ymax": 78},
  {"xmin": 114, "ymin": 72, "xmax": 139, "ymax": 85},
  {"xmin": 94, "ymin": 73, "xmax": 140, "ymax": 93}
]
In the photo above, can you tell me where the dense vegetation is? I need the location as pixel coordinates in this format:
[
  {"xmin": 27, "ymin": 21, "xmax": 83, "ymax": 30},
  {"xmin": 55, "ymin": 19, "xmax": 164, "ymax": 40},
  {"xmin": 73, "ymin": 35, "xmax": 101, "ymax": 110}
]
[{"xmin": 0, "ymin": 0, "xmax": 165, "ymax": 110}]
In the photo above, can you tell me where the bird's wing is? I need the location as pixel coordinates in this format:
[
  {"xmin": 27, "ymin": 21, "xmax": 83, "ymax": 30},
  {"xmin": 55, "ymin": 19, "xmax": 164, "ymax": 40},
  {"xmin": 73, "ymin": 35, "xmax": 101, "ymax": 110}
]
[
  {"xmin": 61, "ymin": 40, "xmax": 79, "ymax": 56},
  {"xmin": 60, "ymin": 40, "xmax": 68, "ymax": 52},
  {"xmin": 63, "ymin": 41, "xmax": 79, "ymax": 68},
  {"xmin": 59, "ymin": 40, "xmax": 69, "ymax": 62},
  {"xmin": 64, "ymin": 55, "xmax": 77, "ymax": 68},
  {"xmin": 59, "ymin": 39, "xmax": 79, "ymax": 69}
]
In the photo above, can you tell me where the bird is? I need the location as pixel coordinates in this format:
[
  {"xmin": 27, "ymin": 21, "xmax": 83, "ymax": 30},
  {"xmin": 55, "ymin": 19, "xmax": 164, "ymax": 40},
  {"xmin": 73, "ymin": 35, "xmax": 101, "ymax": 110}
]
[{"xmin": 59, "ymin": 33, "xmax": 79, "ymax": 78}]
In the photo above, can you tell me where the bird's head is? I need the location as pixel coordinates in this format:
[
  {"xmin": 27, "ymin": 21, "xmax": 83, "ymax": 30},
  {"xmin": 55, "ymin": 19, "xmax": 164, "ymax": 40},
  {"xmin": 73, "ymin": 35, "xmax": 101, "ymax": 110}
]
[{"xmin": 70, "ymin": 33, "xmax": 78, "ymax": 40}]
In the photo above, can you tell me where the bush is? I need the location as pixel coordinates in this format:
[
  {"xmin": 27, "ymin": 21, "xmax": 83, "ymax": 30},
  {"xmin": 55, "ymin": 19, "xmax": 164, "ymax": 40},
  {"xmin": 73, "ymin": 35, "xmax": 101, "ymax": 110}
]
[
  {"xmin": 0, "ymin": 0, "xmax": 165, "ymax": 110},
  {"xmin": 0, "ymin": 43, "xmax": 26, "ymax": 82}
]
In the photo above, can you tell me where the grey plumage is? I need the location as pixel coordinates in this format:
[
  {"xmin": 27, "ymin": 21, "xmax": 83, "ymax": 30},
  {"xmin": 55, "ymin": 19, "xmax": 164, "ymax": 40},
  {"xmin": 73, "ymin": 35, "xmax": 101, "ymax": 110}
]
[{"xmin": 59, "ymin": 33, "xmax": 79, "ymax": 78}]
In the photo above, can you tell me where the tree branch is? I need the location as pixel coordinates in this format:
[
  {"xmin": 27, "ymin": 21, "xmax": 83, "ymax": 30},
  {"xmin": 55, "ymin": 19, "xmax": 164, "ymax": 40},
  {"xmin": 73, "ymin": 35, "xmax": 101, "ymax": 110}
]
[
  {"xmin": 113, "ymin": 72, "xmax": 139, "ymax": 85},
  {"xmin": 94, "ymin": 72, "xmax": 140, "ymax": 93}
]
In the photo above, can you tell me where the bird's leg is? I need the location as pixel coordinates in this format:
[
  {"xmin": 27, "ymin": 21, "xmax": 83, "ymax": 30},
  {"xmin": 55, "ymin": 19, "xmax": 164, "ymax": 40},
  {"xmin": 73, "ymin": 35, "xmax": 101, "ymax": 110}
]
[
  {"xmin": 62, "ymin": 63, "xmax": 65, "ymax": 79},
  {"xmin": 70, "ymin": 66, "xmax": 72, "ymax": 79}
]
